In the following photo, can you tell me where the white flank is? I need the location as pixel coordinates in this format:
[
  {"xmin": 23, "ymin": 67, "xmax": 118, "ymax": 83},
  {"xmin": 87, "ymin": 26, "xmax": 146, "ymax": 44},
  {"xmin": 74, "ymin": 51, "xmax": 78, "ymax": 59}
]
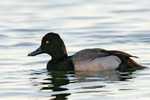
[{"xmin": 74, "ymin": 56, "xmax": 121, "ymax": 71}]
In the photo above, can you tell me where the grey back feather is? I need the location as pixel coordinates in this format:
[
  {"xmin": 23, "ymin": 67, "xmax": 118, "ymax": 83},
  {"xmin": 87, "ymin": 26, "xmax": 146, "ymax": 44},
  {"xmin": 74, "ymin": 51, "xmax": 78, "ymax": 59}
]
[{"xmin": 72, "ymin": 48, "xmax": 109, "ymax": 62}]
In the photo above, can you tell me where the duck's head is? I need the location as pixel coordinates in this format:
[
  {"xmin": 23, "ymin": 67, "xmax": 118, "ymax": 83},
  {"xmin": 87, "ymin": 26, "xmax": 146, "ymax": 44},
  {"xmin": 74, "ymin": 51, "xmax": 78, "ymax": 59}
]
[{"xmin": 28, "ymin": 32, "xmax": 67, "ymax": 60}]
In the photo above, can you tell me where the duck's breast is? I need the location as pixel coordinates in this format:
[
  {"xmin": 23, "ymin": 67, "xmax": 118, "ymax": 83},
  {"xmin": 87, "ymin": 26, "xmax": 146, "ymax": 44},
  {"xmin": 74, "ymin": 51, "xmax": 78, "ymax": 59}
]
[{"xmin": 73, "ymin": 55, "xmax": 121, "ymax": 71}]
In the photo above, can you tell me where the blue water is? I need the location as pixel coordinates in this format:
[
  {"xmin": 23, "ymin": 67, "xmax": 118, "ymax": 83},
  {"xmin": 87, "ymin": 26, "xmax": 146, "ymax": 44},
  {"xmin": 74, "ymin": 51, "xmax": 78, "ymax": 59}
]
[{"xmin": 0, "ymin": 0, "xmax": 150, "ymax": 100}]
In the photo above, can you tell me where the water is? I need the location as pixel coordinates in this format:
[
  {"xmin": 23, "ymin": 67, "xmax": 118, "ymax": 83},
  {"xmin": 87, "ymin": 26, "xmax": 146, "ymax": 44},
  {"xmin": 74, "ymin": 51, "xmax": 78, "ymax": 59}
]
[{"xmin": 0, "ymin": 0, "xmax": 150, "ymax": 100}]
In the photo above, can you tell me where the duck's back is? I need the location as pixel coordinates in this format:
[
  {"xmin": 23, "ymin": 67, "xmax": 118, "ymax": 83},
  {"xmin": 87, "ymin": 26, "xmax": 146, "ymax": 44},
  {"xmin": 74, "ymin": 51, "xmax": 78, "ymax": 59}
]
[
  {"xmin": 72, "ymin": 48, "xmax": 108, "ymax": 62},
  {"xmin": 71, "ymin": 48, "xmax": 121, "ymax": 71}
]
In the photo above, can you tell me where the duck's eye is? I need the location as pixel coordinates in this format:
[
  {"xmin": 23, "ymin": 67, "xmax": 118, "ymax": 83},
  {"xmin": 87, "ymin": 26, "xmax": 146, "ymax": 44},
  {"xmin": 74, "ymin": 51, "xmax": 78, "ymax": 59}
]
[{"xmin": 45, "ymin": 40, "xmax": 49, "ymax": 44}]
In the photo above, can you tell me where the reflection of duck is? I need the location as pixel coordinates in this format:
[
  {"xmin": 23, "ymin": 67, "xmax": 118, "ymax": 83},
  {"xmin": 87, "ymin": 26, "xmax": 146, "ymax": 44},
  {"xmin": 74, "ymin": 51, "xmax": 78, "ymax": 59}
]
[
  {"xmin": 41, "ymin": 72, "xmax": 70, "ymax": 91},
  {"xmin": 75, "ymin": 70, "xmax": 133, "ymax": 82},
  {"xmin": 28, "ymin": 32, "xmax": 145, "ymax": 72},
  {"xmin": 30, "ymin": 70, "xmax": 134, "ymax": 100},
  {"xmin": 41, "ymin": 71, "xmax": 71, "ymax": 100}
]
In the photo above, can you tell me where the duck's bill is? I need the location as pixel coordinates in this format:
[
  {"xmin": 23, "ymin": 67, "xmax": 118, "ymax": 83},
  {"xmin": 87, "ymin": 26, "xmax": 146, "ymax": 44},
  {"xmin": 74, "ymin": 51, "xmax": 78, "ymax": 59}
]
[{"xmin": 28, "ymin": 47, "xmax": 43, "ymax": 56}]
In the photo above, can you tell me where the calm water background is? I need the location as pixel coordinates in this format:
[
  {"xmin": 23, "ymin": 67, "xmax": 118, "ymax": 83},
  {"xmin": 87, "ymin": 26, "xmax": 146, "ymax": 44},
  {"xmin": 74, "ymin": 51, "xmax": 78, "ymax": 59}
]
[{"xmin": 0, "ymin": 0, "xmax": 150, "ymax": 100}]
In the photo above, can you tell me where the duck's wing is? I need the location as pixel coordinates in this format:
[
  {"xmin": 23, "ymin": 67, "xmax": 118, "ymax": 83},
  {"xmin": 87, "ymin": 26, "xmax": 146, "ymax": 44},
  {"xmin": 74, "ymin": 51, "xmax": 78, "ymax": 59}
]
[
  {"xmin": 106, "ymin": 50, "xmax": 145, "ymax": 71},
  {"xmin": 71, "ymin": 48, "xmax": 109, "ymax": 62},
  {"xmin": 71, "ymin": 48, "xmax": 145, "ymax": 71},
  {"xmin": 107, "ymin": 50, "xmax": 139, "ymax": 59}
]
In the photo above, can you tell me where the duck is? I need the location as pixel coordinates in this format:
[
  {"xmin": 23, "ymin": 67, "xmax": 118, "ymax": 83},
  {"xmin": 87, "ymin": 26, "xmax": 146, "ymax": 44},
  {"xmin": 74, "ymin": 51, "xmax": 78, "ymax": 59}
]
[{"xmin": 28, "ymin": 32, "xmax": 145, "ymax": 72}]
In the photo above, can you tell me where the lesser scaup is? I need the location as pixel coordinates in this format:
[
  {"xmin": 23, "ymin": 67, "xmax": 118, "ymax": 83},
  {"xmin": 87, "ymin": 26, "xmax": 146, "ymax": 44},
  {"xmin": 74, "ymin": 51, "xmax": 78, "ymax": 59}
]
[{"xmin": 28, "ymin": 32, "xmax": 145, "ymax": 71}]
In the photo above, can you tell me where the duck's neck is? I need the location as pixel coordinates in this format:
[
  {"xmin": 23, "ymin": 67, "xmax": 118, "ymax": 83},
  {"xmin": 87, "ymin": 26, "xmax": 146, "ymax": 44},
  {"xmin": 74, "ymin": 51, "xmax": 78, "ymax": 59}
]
[
  {"xmin": 51, "ymin": 50, "xmax": 68, "ymax": 61},
  {"xmin": 50, "ymin": 38, "xmax": 68, "ymax": 61}
]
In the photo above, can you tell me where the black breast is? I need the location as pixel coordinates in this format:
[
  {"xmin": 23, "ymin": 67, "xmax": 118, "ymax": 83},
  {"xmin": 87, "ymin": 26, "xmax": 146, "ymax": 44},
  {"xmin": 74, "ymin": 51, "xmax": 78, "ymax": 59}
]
[{"xmin": 47, "ymin": 59, "xmax": 74, "ymax": 71}]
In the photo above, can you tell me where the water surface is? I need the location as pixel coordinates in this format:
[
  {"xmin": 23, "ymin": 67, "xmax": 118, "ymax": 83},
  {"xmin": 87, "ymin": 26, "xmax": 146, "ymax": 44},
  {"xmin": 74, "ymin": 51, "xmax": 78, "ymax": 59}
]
[{"xmin": 0, "ymin": 0, "xmax": 150, "ymax": 100}]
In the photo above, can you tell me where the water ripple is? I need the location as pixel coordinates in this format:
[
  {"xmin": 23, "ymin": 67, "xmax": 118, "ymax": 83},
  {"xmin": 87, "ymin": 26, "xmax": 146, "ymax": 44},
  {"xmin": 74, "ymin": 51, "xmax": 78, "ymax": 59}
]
[{"xmin": 0, "ymin": 0, "xmax": 150, "ymax": 100}]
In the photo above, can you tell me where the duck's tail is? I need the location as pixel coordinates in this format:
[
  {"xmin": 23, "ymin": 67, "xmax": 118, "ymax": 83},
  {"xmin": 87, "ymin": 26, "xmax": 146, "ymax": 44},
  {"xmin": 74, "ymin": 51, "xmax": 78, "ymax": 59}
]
[
  {"xmin": 107, "ymin": 50, "xmax": 146, "ymax": 71},
  {"xmin": 118, "ymin": 58, "xmax": 146, "ymax": 72}
]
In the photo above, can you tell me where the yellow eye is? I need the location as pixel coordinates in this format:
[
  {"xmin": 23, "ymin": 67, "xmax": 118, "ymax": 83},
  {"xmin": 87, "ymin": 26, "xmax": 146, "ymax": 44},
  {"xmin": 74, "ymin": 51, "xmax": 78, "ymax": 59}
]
[{"xmin": 45, "ymin": 40, "xmax": 49, "ymax": 44}]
